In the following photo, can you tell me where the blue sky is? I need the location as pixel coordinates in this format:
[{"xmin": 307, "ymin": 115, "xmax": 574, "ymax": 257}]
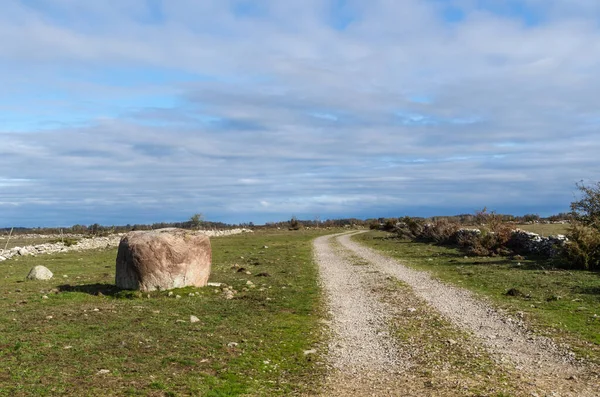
[{"xmin": 2, "ymin": 0, "xmax": 600, "ymax": 227}]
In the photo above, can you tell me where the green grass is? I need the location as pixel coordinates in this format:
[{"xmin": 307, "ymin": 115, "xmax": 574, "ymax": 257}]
[
  {"xmin": 1, "ymin": 237, "xmax": 59, "ymax": 251},
  {"xmin": 354, "ymin": 231, "xmax": 600, "ymax": 363},
  {"xmin": 0, "ymin": 229, "xmax": 332, "ymax": 396},
  {"xmin": 514, "ymin": 223, "xmax": 570, "ymax": 236}
]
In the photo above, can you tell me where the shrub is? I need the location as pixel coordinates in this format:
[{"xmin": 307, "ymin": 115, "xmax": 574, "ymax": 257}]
[
  {"xmin": 395, "ymin": 216, "xmax": 424, "ymax": 240},
  {"xmin": 456, "ymin": 209, "xmax": 513, "ymax": 256},
  {"xmin": 289, "ymin": 216, "xmax": 301, "ymax": 231},
  {"xmin": 382, "ymin": 218, "xmax": 398, "ymax": 232},
  {"xmin": 369, "ymin": 220, "xmax": 381, "ymax": 230},
  {"xmin": 419, "ymin": 219, "xmax": 461, "ymax": 244},
  {"xmin": 562, "ymin": 224, "xmax": 600, "ymax": 270},
  {"xmin": 49, "ymin": 238, "xmax": 80, "ymax": 247}
]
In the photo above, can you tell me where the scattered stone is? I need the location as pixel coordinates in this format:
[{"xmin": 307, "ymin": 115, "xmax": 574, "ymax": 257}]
[
  {"xmin": 255, "ymin": 272, "xmax": 271, "ymax": 277},
  {"xmin": 64, "ymin": 345, "xmax": 73, "ymax": 349},
  {"xmin": 115, "ymin": 228, "xmax": 212, "ymax": 292},
  {"xmin": 263, "ymin": 246, "xmax": 269, "ymax": 249},
  {"xmin": 96, "ymin": 369, "xmax": 110, "ymax": 375},
  {"xmin": 46, "ymin": 315, "xmax": 53, "ymax": 320},
  {"xmin": 26, "ymin": 266, "xmax": 53, "ymax": 281},
  {"xmin": 246, "ymin": 280, "xmax": 254, "ymax": 286},
  {"xmin": 227, "ymin": 342, "xmax": 238, "ymax": 348},
  {"xmin": 42, "ymin": 295, "xmax": 49, "ymax": 300},
  {"xmin": 447, "ymin": 339, "xmax": 457, "ymax": 346},
  {"xmin": 190, "ymin": 315, "xmax": 200, "ymax": 323},
  {"xmin": 188, "ymin": 293, "xmax": 195, "ymax": 297},
  {"xmin": 224, "ymin": 290, "xmax": 235, "ymax": 300},
  {"xmin": 407, "ymin": 307, "xmax": 417, "ymax": 313},
  {"xmin": 245, "ymin": 271, "xmax": 251, "ymax": 275},
  {"xmin": 303, "ymin": 349, "xmax": 317, "ymax": 355},
  {"xmin": 168, "ymin": 291, "xmax": 173, "ymax": 297},
  {"xmin": 207, "ymin": 282, "xmax": 223, "ymax": 287},
  {"xmin": 175, "ymin": 295, "xmax": 181, "ymax": 299}
]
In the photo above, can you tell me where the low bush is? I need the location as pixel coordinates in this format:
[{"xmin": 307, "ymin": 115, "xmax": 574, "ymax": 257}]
[{"xmin": 562, "ymin": 224, "xmax": 600, "ymax": 270}]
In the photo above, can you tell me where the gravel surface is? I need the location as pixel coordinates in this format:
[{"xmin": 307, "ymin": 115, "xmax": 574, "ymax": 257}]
[
  {"xmin": 315, "ymin": 231, "xmax": 600, "ymax": 396},
  {"xmin": 338, "ymin": 232, "xmax": 579, "ymax": 376},
  {"xmin": 314, "ymin": 233, "xmax": 411, "ymax": 395},
  {"xmin": 314, "ymin": 233, "xmax": 407, "ymax": 373}
]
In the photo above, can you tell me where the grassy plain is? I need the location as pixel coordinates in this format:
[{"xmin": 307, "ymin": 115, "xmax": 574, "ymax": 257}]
[
  {"xmin": 514, "ymin": 223, "xmax": 570, "ymax": 236},
  {"xmin": 0, "ymin": 229, "xmax": 331, "ymax": 396},
  {"xmin": 354, "ymin": 231, "xmax": 600, "ymax": 363}
]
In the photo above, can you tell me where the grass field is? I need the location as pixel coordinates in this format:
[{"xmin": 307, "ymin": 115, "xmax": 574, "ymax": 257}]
[
  {"xmin": 0, "ymin": 237, "xmax": 61, "ymax": 251},
  {"xmin": 0, "ymin": 229, "xmax": 331, "ymax": 396},
  {"xmin": 514, "ymin": 223, "xmax": 570, "ymax": 236},
  {"xmin": 354, "ymin": 231, "xmax": 600, "ymax": 363}
]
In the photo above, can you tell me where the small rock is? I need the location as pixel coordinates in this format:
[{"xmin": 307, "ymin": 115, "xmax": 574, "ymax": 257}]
[
  {"xmin": 207, "ymin": 282, "xmax": 223, "ymax": 287},
  {"xmin": 188, "ymin": 293, "xmax": 195, "ymax": 297},
  {"xmin": 263, "ymin": 246, "xmax": 268, "ymax": 249},
  {"xmin": 64, "ymin": 345, "xmax": 73, "ymax": 349},
  {"xmin": 224, "ymin": 291, "xmax": 235, "ymax": 300},
  {"xmin": 227, "ymin": 342, "xmax": 238, "ymax": 348},
  {"xmin": 46, "ymin": 315, "xmax": 53, "ymax": 320},
  {"xmin": 42, "ymin": 295, "xmax": 49, "ymax": 300},
  {"xmin": 96, "ymin": 369, "xmax": 110, "ymax": 375},
  {"xmin": 303, "ymin": 349, "xmax": 317, "ymax": 355},
  {"xmin": 447, "ymin": 339, "xmax": 457, "ymax": 346},
  {"xmin": 246, "ymin": 280, "xmax": 254, "ymax": 286},
  {"xmin": 175, "ymin": 295, "xmax": 181, "ymax": 299},
  {"xmin": 190, "ymin": 315, "xmax": 200, "ymax": 323},
  {"xmin": 245, "ymin": 271, "xmax": 252, "ymax": 275},
  {"xmin": 407, "ymin": 308, "xmax": 416, "ymax": 313},
  {"xmin": 168, "ymin": 291, "xmax": 173, "ymax": 297},
  {"xmin": 92, "ymin": 308, "xmax": 99, "ymax": 312}
]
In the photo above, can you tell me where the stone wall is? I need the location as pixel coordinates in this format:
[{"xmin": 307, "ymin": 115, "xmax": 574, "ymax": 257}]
[{"xmin": 0, "ymin": 229, "xmax": 252, "ymax": 262}]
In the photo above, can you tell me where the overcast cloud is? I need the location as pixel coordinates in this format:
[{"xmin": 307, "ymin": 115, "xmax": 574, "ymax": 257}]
[{"xmin": 1, "ymin": 0, "xmax": 599, "ymax": 227}]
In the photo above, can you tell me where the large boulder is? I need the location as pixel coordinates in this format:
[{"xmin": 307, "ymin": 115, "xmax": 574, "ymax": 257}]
[
  {"xmin": 115, "ymin": 228, "xmax": 211, "ymax": 291},
  {"xmin": 27, "ymin": 265, "xmax": 53, "ymax": 280}
]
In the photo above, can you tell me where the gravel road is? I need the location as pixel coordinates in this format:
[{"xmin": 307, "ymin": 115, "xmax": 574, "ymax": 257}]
[{"xmin": 314, "ymin": 231, "xmax": 599, "ymax": 397}]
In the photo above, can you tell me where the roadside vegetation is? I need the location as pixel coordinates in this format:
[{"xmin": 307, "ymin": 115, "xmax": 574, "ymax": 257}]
[{"xmin": 0, "ymin": 229, "xmax": 331, "ymax": 396}]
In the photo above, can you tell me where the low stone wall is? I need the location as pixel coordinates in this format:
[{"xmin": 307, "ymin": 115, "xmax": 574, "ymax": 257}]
[
  {"xmin": 508, "ymin": 229, "xmax": 568, "ymax": 257},
  {"xmin": 0, "ymin": 228, "xmax": 252, "ymax": 262}
]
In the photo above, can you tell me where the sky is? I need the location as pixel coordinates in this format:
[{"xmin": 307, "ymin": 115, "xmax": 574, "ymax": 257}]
[{"xmin": 2, "ymin": 0, "xmax": 600, "ymax": 227}]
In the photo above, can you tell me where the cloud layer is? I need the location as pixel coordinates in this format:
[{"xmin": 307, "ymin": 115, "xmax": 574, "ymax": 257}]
[{"xmin": 1, "ymin": 0, "xmax": 599, "ymax": 226}]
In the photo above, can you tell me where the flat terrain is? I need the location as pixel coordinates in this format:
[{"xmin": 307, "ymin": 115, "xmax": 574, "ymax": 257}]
[
  {"xmin": 0, "ymin": 229, "xmax": 330, "ymax": 396},
  {"xmin": 514, "ymin": 223, "xmax": 570, "ymax": 236},
  {"xmin": 2, "ymin": 228, "xmax": 598, "ymax": 396},
  {"xmin": 322, "ymin": 232, "xmax": 599, "ymax": 396}
]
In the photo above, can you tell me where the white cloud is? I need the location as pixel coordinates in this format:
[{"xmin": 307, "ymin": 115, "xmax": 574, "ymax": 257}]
[{"xmin": 1, "ymin": 0, "xmax": 599, "ymax": 226}]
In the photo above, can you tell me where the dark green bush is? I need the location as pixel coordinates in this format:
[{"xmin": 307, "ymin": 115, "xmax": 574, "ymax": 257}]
[{"xmin": 562, "ymin": 224, "xmax": 600, "ymax": 270}]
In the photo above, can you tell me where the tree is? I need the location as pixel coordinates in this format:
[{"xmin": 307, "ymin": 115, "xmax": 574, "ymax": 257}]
[
  {"xmin": 289, "ymin": 216, "xmax": 300, "ymax": 231},
  {"xmin": 189, "ymin": 213, "xmax": 203, "ymax": 229},
  {"xmin": 570, "ymin": 181, "xmax": 600, "ymax": 229}
]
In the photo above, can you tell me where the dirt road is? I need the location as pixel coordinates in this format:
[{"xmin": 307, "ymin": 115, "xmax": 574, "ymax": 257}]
[{"xmin": 314, "ymin": 232, "xmax": 599, "ymax": 397}]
